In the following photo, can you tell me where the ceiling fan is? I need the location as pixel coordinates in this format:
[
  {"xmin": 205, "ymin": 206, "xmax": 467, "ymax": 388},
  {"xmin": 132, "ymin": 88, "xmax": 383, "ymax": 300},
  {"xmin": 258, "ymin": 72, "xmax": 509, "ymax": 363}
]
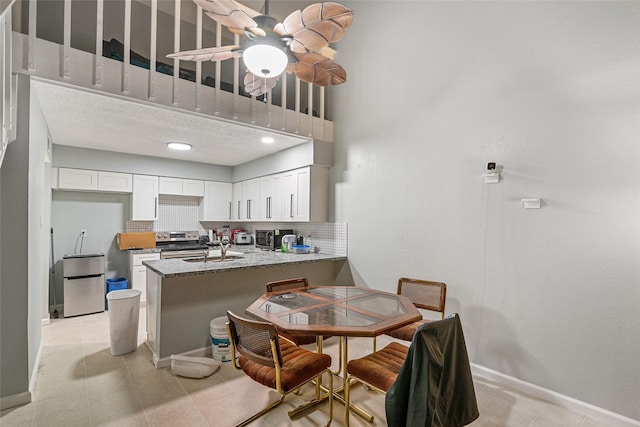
[{"xmin": 167, "ymin": 0, "xmax": 354, "ymax": 96}]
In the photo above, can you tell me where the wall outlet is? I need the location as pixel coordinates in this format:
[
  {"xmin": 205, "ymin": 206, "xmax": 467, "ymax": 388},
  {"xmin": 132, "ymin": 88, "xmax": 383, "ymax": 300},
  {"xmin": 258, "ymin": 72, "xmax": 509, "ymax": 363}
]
[{"xmin": 81, "ymin": 229, "xmax": 87, "ymax": 237}]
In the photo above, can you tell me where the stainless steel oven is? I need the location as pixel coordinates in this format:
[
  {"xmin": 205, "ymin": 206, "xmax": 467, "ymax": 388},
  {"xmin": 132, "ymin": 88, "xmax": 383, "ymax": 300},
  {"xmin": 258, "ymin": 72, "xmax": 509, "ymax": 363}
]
[
  {"xmin": 156, "ymin": 231, "xmax": 209, "ymax": 259},
  {"xmin": 255, "ymin": 229, "xmax": 293, "ymax": 251}
]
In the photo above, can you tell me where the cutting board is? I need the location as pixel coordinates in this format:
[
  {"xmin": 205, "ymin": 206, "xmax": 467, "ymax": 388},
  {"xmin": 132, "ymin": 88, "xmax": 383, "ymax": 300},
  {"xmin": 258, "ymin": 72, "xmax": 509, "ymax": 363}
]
[{"xmin": 117, "ymin": 232, "xmax": 156, "ymax": 250}]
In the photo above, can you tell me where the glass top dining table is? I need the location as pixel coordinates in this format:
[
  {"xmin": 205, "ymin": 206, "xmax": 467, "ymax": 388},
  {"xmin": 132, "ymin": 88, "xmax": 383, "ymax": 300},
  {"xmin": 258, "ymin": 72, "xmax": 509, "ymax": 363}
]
[
  {"xmin": 246, "ymin": 286, "xmax": 422, "ymax": 423},
  {"xmin": 246, "ymin": 286, "xmax": 422, "ymax": 338}
]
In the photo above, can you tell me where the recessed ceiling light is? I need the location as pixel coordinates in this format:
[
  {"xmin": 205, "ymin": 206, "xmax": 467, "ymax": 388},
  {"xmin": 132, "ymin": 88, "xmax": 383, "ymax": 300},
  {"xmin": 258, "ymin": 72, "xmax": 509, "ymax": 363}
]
[
  {"xmin": 167, "ymin": 142, "xmax": 192, "ymax": 151},
  {"xmin": 261, "ymin": 136, "xmax": 275, "ymax": 144}
]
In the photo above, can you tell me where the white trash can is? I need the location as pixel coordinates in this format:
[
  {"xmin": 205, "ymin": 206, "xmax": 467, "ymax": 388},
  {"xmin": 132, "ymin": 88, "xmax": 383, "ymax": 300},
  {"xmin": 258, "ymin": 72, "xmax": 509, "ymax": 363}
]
[
  {"xmin": 210, "ymin": 316, "xmax": 232, "ymax": 362},
  {"xmin": 106, "ymin": 289, "xmax": 141, "ymax": 356}
]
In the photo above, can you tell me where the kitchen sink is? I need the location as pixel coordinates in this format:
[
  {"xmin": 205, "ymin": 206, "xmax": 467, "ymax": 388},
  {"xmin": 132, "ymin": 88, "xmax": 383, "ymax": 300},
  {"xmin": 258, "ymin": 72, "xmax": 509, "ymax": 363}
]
[{"xmin": 182, "ymin": 255, "xmax": 243, "ymax": 263}]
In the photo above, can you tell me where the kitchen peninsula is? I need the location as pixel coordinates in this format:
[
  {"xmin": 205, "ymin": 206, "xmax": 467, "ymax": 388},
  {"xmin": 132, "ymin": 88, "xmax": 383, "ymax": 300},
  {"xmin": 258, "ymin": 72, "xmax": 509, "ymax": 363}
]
[{"xmin": 143, "ymin": 248, "xmax": 349, "ymax": 367}]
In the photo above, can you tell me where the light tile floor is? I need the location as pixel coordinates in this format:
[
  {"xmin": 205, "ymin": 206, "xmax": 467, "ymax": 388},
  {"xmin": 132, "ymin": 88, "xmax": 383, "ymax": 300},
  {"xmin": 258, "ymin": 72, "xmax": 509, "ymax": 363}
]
[{"xmin": 1, "ymin": 309, "xmax": 614, "ymax": 427}]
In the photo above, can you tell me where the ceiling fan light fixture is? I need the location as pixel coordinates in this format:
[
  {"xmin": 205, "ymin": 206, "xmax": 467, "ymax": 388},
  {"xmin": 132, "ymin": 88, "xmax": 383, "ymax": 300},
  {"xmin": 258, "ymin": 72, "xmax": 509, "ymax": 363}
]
[
  {"xmin": 243, "ymin": 44, "xmax": 288, "ymax": 78},
  {"xmin": 167, "ymin": 142, "xmax": 192, "ymax": 151}
]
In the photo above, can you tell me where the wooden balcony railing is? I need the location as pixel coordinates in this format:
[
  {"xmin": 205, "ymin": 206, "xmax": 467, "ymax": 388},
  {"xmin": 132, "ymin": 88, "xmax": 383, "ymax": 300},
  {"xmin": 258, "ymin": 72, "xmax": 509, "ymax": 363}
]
[{"xmin": 5, "ymin": 0, "xmax": 334, "ymax": 167}]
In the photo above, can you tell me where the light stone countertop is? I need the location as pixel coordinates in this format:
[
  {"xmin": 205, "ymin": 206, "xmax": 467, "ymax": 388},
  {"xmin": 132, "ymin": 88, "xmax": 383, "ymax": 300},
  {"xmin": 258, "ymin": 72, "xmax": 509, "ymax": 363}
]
[{"xmin": 142, "ymin": 246, "xmax": 347, "ymax": 278}]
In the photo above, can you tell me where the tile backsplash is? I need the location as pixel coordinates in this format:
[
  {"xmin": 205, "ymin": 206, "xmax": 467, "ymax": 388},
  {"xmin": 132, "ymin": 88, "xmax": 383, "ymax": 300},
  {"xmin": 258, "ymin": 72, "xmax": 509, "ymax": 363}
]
[{"xmin": 126, "ymin": 195, "xmax": 347, "ymax": 255}]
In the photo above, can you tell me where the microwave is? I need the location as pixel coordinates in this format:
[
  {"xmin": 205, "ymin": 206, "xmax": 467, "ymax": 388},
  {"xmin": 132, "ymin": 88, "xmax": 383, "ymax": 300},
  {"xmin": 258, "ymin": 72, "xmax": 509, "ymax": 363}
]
[{"xmin": 255, "ymin": 229, "xmax": 294, "ymax": 251}]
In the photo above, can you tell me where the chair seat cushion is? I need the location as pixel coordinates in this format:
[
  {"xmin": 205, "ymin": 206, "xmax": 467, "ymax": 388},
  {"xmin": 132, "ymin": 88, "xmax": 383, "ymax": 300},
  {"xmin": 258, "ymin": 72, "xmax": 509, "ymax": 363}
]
[
  {"xmin": 239, "ymin": 339, "xmax": 331, "ymax": 393},
  {"xmin": 347, "ymin": 342, "xmax": 409, "ymax": 392},
  {"xmin": 279, "ymin": 332, "xmax": 334, "ymax": 346},
  {"xmin": 386, "ymin": 319, "xmax": 430, "ymax": 342},
  {"xmin": 280, "ymin": 332, "xmax": 317, "ymax": 346}
]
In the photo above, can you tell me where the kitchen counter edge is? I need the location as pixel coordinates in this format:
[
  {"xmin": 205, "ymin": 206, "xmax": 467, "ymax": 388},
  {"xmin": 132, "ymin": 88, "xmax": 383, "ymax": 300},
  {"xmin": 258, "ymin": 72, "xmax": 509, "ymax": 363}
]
[{"xmin": 143, "ymin": 252, "xmax": 347, "ymax": 278}]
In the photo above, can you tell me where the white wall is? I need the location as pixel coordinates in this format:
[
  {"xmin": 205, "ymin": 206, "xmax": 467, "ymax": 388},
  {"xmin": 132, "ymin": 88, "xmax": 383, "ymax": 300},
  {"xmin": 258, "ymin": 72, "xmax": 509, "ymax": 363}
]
[
  {"xmin": 331, "ymin": 1, "xmax": 640, "ymax": 421},
  {"xmin": 0, "ymin": 73, "xmax": 46, "ymax": 404}
]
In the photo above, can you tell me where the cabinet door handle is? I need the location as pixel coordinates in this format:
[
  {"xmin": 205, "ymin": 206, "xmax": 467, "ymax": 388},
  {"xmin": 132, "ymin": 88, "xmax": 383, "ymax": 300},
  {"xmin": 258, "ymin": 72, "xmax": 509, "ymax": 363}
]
[
  {"xmin": 154, "ymin": 197, "xmax": 157, "ymax": 219},
  {"xmin": 237, "ymin": 201, "xmax": 241, "ymax": 219},
  {"xmin": 247, "ymin": 200, "xmax": 251, "ymax": 219},
  {"xmin": 267, "ymin": 196, "xmax": 271, "ymax": 218},
  {"xmin": 290, "ymin": 194, "xmax": 294, "ymax": 218},
  {"xmin": 228, "ymin": 201, "xmax": 232, "ymax": 220}
]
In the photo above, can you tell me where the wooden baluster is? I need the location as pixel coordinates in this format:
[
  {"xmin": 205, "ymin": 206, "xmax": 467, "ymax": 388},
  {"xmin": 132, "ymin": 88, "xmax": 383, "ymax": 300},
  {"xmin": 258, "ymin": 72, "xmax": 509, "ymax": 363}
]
[
  {"xmin": 28, "ymin": 0, "xmax": 36, "ymax": 71},
  {"xmin": 195, "ymin": 4, "xmax": 202, "ymax": 111},
  {"xmin": 149, "ymin": 0, "xmax": 157, "ymax": 99},
  {"xmin": 123, "ymin": 0, "xmax": 131, "ymax": 93},
  {"xmin": 172, "ymin": 0, "xmax": 180, "ymax": 104},
  {"xmin": 307, "ymin": 83, "xmax": 313, "ymax": 136},
  {"xmin": 62, "ymin": 0, "xmax": 71, "ymax": 79},
  {"xmin": 214, "ymin": 22, "xmax": 221, "ymax": 115},
  {"xmin": 233, "ymin": 33, "xmax": 239, "ymax": 119},
  {"xmin": 319, "ymin": 86, "xmax": 325, "ymax": 140},
  {"xmin": 294, "ymin": 77, "xmax": 300, "ymax": 134},
  {"xmin": 281, "ymin": 72, "xmax": 287, "ymax": 130},
  {"xmin": 94, "ymin": 0, "xmax": 103, "ymax": 86}
]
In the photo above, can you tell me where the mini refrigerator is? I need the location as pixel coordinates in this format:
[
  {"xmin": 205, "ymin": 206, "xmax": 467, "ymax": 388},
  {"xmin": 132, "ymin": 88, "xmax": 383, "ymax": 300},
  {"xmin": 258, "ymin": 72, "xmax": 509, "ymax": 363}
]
[{"xmin": 63, "ymin": 253, "xmax": 105, "ymax": 317}]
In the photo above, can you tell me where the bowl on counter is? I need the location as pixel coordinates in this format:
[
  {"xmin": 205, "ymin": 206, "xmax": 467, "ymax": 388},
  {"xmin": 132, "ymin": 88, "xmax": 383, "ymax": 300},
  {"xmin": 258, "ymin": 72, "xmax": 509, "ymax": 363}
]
[{"xmin": 291, "ymin": 245, "xmax": 311, "ymax": 254}]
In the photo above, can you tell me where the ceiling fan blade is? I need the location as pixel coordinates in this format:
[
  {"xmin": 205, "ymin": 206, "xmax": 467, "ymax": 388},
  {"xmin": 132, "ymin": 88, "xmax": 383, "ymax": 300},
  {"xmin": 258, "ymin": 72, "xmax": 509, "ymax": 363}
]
[
  {"xmin": 289, "ymin": 52, "xmax": 346, "ymax": 87},
  {"xmin": 274, "ymin": 2, "xmax": 353, "ymax": 53},
  {"xmin": 194, "ymin": 0, "xmax": 265, "ymax": 37},
  {"xmin": 244, "ymin": 72, "xmax": 279, "ymax": 97},
  {"xmin": 167, "ymin": 45, "xmax": 240, "ymax": 62}
]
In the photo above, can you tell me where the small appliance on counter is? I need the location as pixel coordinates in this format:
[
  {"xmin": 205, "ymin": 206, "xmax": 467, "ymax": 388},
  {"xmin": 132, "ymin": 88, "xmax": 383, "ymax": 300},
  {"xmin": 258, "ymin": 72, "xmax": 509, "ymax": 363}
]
[
  {"xmin": 281, "ymin": 234, "xmax": 298, "ymax": 252},
  {"xmin": 234, "ymin": 232, "xmax": 252, "ymax": 245},
  {"xmin": 255, "ymin": 229, "xmax": 294, "ymax": 251}
]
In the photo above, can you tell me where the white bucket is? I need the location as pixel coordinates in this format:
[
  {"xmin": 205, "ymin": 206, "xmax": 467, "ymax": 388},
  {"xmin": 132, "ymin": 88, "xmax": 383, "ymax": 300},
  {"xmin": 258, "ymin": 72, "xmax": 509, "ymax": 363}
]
[{"xmin": 210, "ymin": 316, "xmax": 231, "ymax": 362}]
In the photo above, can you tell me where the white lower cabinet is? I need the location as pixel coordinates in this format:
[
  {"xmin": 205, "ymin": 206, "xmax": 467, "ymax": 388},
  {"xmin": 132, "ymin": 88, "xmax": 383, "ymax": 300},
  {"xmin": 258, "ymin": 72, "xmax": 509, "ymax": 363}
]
[{"xmin": 129, "ymin": 252, "xmax": 160, "ymax": 306}]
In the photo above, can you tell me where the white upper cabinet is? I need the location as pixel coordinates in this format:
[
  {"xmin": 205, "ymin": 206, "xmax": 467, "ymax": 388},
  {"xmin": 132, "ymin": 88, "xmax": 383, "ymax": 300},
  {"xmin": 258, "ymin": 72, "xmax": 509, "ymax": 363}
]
[
  {"xmin": 158, "ymin": 177, "xmax": 183, "ymax": 195},
  {"xmin": 158, "ymin": 177, "xmax": 205, "ymax": 196},
  {"xmin": 281, "ymin": 166, "xmax": 328, "ymax": 222},
  {"xmin": 98, "ymin": 171, "xmax": 133, "ymax": 192},
  {"xmin": 231, "ymin": 182, "xmax": 243, "ymax": 220},
  {"xmin": 199, "ymin": 181, "xmax": 232, "ymax": 221},
  {"xmin": 56, "ymin": 168, "xmax": 132, "ymax": 193},
  {"xmin": 58, "ymin": 168, "xmax": 98, "ymax": 190},
  {"xmin": 182, "ymin": 179, "xmax": 205, "ymax": 197},
  {"xmin": 241, "ymin": 178, "xmax": 260, "ymax": 221},
  {"xmin": 259, "ymin": 173, "xmax": 284, "ymax": 221},
  {"xmin": 131, "ymin": 175, "xmax": 159, "ymax": 220}
]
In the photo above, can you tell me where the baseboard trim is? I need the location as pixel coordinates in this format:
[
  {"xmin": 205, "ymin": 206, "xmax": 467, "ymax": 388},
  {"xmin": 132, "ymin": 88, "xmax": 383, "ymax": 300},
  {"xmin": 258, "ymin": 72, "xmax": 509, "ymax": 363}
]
[
  {"xmin": 0, "ymin": 391, "xmax": 31, "ymax": 411},
  {"xmin": 41, "ymin": 317, "xmax": 50, "ymax": 326},
  {"xmin": 155, "ymin": 345, "xmax": 212, "ymax": 369},
  {"xmin": 471, "ymin": 364, "xmax": 640, "ymax": 427},
  {"xmin": 29, "ymin": 341, "xmax": 44, "ymax": 395}
]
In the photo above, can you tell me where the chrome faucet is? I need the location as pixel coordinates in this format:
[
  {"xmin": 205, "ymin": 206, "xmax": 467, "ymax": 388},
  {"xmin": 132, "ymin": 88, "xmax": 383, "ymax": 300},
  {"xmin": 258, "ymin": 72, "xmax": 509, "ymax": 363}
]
[
  {"xmin": 220, "ymin": 243, "xmax": 231, "ymax": 261},
  {"xmin": 202, "ymin": 249, "xmax": 210, "ymax": 263}
]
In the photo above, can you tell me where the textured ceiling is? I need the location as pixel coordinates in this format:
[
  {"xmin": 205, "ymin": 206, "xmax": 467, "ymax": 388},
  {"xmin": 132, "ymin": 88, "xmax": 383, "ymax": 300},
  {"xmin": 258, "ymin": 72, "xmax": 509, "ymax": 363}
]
[{"xmin": 31, "ymin": 80, "xmax": 311, "ymax": 166}]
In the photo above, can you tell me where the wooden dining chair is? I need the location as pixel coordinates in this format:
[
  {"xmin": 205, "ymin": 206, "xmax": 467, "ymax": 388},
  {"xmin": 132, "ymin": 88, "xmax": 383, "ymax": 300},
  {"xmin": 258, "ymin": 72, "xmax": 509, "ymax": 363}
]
[
  {"xmin": 346, "ymin": 314, "xmax": 478, "ymax": 427},
  {"xmin": 226, "ymin": 311, "xmax": 333, "ymax": 427},
  {"xmin": 265, "ymin": 277, "xmax": 316, "ymax": 345},
  {"xmin": 385, "ymin": 277, "xmax": 447, "ymax": 343},
  {"xmin": 344, "ymin": 341, "xmax": 410, "ymax": 426},
  {"xmin": 266, "ymin": 277, "xmax": 341, "ymax": 374}
]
